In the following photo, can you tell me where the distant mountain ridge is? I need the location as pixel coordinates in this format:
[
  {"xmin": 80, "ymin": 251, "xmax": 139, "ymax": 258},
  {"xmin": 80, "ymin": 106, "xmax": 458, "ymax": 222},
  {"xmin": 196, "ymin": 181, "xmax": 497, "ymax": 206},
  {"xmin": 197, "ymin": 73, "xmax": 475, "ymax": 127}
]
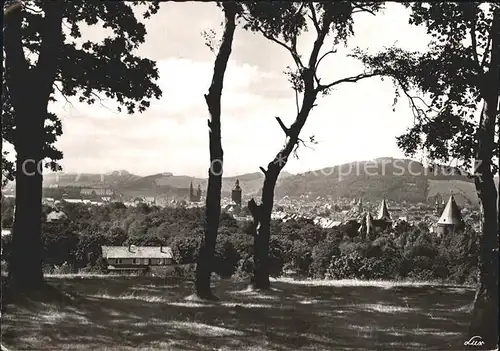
[
  {"xmin": 41, "ymin": 170, "xmax": 293, "ymax": 199},
  {"xmin": 274, "ymin": 158, "xmax": 498, "ymax": 207},
  {"xmin": 35, "ymin": 158, "xmax": 499, "ymax": 205}
]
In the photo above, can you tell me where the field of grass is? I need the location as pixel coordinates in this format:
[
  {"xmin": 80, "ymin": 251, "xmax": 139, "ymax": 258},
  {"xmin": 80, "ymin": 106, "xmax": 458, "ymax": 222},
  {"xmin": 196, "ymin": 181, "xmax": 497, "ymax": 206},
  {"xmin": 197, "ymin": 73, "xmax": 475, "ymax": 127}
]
[{"xmin": 1, "ymin": 276, "xmax": 475, "ymax": 350}]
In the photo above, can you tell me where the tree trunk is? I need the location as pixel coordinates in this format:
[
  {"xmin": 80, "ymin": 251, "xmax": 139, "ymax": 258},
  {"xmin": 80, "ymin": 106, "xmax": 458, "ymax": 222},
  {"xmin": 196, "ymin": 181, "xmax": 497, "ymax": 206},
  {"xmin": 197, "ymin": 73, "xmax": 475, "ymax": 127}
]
[
  {"xmin": 8, "ymin": 101, "xmax": 45, "ymax": 290},
  {"xmin": 4, "ymin": 3, "xmax": 63, "ymax": 291},
  {"xmin": 194, "ymin": 3, "xmax": 236, "ymax": 299},
  {"xmin": 249, "ymin": 83, "xmax": 317, "ymax": 290},
  {"xmin": 250, "ymin": 165, "xmax": 279, "ymax": 290},
  {"xmin": 470, "ymin": 107, "xmax": 499, "ymax": 348},
  {"xmin": 469, "ymin": 10, "xmax": 500, "ymax": 347}
]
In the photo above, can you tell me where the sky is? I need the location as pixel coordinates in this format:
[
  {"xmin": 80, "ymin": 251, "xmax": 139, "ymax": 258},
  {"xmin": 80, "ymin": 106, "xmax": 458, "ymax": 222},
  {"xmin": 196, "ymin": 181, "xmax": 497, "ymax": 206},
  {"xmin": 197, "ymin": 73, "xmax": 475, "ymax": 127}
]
[{"xmin": 5, "ymin": 2, "xmax": 433, "ymax": 178}]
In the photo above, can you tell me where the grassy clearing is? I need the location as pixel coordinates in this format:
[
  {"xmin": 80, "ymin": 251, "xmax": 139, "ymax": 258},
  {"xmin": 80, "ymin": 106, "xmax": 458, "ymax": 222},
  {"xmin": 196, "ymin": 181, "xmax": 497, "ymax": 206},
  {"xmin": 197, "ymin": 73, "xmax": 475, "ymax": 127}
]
[{"xmin": 1, "ymin": 276, "xmax": 475, "ymax": 350}]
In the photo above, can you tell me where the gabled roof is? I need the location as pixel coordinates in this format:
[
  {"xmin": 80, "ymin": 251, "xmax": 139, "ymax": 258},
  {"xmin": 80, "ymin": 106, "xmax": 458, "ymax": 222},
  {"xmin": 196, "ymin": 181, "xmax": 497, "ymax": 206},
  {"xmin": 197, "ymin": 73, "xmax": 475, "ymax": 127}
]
[
  {"xmin": 377, "ymin": 199, "xmax": 391, "ymax": 221},
  {"xmin": 102, "ymin": 246, "xmax": 173, "ymax": 259},
  {"xmin": 437, "ymin": 195, "xmax": 463, "ymax": 226}
]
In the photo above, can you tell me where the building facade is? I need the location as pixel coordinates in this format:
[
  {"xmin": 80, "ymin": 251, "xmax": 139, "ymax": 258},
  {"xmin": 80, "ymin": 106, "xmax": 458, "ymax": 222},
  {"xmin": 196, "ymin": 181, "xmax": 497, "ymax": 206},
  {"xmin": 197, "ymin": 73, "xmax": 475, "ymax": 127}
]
[
  {"xmin": 189, "ymin": 181, "xmax": 202, "ymax": 202},
  {"xmin": 101, "ymin": 245, "xmax": 174, "ymax": 272},
  {"xmin": 231, "ymin": 179, "xmax": 242, "ymax": 206}
]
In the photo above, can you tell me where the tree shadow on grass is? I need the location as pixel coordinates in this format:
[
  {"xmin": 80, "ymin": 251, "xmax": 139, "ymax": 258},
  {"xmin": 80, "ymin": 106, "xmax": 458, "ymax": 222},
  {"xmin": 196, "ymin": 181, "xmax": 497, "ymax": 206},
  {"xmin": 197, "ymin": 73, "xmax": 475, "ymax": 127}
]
[{"xmin": 1, "ymin": 277, "xmax": 476, "ymax": 350}]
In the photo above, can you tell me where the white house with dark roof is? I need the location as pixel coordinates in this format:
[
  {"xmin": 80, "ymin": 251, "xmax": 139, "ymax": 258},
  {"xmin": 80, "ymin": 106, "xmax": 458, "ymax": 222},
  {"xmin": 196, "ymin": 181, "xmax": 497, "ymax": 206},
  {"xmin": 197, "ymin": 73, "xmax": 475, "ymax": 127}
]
[{"xmin": 101, "ymin": 245, "xmax": 174, "ymax": 271}]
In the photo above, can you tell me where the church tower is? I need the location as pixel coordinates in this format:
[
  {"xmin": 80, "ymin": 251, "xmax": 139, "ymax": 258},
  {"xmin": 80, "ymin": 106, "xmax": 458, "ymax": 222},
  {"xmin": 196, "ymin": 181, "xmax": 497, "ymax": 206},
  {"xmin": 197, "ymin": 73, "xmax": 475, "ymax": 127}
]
[
  {"xmin": 232, "ymin": 179, "xmax": 242, "ymax": 206},
  {"xmin": 375, "ymin": 198, "xmax": 392, "ymax": 230},
  {"xmin": 189, "ymin": 181, "xmax": 194, "ymax": 201},
  {"xmin": 434, "ymin": 194, "xmax": 441, "ymax": 214},
  {"xmin": 197, "ymin": 184, "xmax": 202, "ymax": 201}
]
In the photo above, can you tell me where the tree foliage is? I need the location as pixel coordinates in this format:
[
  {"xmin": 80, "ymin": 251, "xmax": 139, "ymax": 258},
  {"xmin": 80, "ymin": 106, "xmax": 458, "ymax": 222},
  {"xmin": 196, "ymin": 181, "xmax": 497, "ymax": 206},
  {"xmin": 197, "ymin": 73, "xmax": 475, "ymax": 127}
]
[
  {"xmin": 3, "ymin": 0, "xmax": 163, "ymax": 289},
  {"xmin": 354, "ymin": 3, "xmax": 500, "ymax": 347},
  {"xmin": 354, "ymin": 3, "xmax": 499, "ymax": 172},
  {"xmin": 2, "ymin": 1, "xmax": 162, "ymax": 181}
]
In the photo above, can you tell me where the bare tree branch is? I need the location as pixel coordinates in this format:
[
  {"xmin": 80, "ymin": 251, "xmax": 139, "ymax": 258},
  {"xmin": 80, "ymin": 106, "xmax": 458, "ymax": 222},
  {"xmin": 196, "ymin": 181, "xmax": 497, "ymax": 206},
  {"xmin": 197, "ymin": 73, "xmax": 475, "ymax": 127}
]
[
  {"xmin": 90, "ymin": 91, "xmax": 116, "ymax": 112},
  {"xmin": 314, "ymin": 48, "xmax": 337, "ymax": 84},
  {"xmin": 275, "ymin": 116, "xmax": 290, "ymax": 136},
  {"xmin": 307, "ymin": 3, "xmax": 320, "ymax": 34},
  {"xmin": 259, "ymin": 166, "xmax": 267, "ymax": 176},
  {"xmin": 53, "ymin": 83, "xmax": 75, "ymax": 110},
  {"xmin": 240, "ymin": 12, "xmax": 304, "ymax": 70},
  {"xmin": 317, "ymin": 72, "xmax": 379, "ymax": 93},
  {"xmin": 395, "ymin": 80, "xmax": 434, "ymax": 123},
  {"xmin": 352, "ymin": 4, "xmax": 377, "ymax": 16},
  {"xmin": 307, "ymin": 9, "xmax": 333, "ymax": 70},
  {"xmin": 315, "ymin": 49, "xmax": 336, "ymax": 73}
]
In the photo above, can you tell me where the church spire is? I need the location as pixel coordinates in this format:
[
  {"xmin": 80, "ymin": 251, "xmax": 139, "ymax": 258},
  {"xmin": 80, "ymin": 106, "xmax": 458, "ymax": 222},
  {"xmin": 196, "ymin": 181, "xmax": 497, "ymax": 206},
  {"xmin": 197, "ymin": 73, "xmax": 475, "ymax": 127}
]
[
  {"xmin": 437, "ymin": 194, "xmax": 463, "ymax": 226},
  {"xmin": 377, "ymin": 198, "xmax": 391, "ymax": 220}
]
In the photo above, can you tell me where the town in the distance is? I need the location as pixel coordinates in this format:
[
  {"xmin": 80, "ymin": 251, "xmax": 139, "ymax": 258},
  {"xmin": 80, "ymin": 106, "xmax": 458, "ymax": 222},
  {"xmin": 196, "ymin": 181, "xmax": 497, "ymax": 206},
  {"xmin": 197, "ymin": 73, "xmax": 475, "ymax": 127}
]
[{"xmin": 2, "ymin": 157, "xmax": 489, "ymax": 237}]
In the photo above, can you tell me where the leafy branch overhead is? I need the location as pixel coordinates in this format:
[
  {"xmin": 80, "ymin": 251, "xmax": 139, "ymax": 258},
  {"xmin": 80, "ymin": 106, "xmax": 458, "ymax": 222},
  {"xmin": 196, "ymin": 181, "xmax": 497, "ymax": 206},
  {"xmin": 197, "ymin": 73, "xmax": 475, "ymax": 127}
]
[
  {"xmin": 242, "ymin": 2, "xmax": 382, "ymax": 92},
  {"xmin": 2, "ymin": 1, "xmax": 163, "ymax": 181},
  {"xmin": 239, "ymin": 2, "xmax": 383, "ymax": 162},
  {"xmin": 353, "ymin": 3, "xmax": 499, "ymax": 173}
]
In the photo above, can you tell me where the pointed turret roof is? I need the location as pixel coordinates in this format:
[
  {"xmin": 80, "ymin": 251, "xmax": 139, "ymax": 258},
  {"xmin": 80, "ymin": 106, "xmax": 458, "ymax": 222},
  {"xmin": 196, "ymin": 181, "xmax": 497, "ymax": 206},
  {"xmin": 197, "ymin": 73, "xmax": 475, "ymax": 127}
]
[
  {"xmin": 234, "ymin": 179, "xmax": 241, "ymax": 190},
  {"xmin": 377, "ymin": 199, "xmax": 391, "ymax": 221},
  {"xmin": 437, "ymin": 195, "xmax": 463, "ymax": 226}
]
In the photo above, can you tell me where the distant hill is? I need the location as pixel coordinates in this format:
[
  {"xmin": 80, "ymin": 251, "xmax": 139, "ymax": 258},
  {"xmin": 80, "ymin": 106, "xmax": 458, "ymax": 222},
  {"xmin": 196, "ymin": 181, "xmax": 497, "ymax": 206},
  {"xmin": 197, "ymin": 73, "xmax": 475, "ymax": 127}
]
[
  {"xmin": 42, "ymin": 170, "xmax": 141, "ymax": 188},
  {"xmin": 275, "ymin": 158, "xmax": 499, "ymax": 207},
  {"xmin": 30, "ymin": 158, "xmax": 499, "ymax": 205},
  {"xmin": 117, "ymin": 171, "xmax": 293, "ymax": 198},
  {"xmin": 41, "ymin": 170, "xmax": 293, "ymax": 199}
]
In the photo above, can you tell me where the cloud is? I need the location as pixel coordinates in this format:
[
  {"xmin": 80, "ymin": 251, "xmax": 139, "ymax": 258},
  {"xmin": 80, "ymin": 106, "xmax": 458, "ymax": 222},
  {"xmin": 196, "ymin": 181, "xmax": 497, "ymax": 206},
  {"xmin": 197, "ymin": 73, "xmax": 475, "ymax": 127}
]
[{"xmin": 34, "ymin": 3, "xmax": 433, "ymax": 177}]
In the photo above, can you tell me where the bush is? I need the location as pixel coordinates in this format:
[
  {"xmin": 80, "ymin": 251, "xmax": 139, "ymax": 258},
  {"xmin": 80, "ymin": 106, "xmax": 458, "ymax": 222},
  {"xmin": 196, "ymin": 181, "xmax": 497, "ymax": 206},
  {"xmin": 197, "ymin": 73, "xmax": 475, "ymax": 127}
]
[
  {"xmin": 359, "ymin": 256, "xmax": 400, "ymax": 280},
  {"xmin": 214, "ymin": 235, "xmax": 240, "ymax": 278},
  {"xmin": 326, "ymin": 252, "xmax": 364, "ymax": 279},
  {"xmin": 407, "ymin": 256, "xmax": 438, "ymax": 281},
  {"xmin": 22, "ymin": 201, "xmax": 478, "ymax": 285},
  {"xmin": 269, "ymin": 237, "xmax": 286, "ymax": 277},
  {"xmin": 79, "ymin": 257, "xmax": 107, "ymax": 274},
  {"xmin": 339, "ymin": 241, "xmax": 370, "ymax": 257},
  {"xmin": 234, "ymin": 257, "xmax": 254, "ymax": 280},
  {"xmin": 170, "ymin": 264, "xmax": 195, "ymax": 279},
  {"xmin": 309, "ymin": 242, "xmax": 340, "ymax": 278},
  {"xmin": 171, "ymin": 235, "xmax": 202, "ymax": 264}
]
